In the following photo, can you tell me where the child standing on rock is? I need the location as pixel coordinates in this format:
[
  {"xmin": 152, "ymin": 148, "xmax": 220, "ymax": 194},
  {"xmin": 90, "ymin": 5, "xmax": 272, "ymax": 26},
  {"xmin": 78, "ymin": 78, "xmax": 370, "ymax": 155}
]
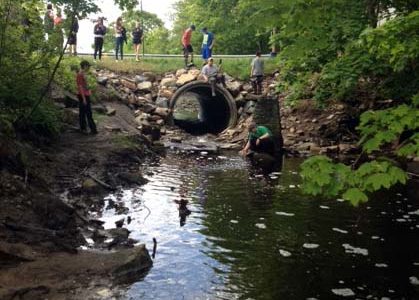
[{"xmin": 76, "ymin": 60, "xmax": 97, "ymax": 135}]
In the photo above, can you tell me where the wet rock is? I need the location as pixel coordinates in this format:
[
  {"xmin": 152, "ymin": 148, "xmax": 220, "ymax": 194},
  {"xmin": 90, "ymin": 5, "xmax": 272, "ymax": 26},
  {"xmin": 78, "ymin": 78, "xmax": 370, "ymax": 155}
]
[
  {"xmin": 296, "ymin": 142, "xmax": 318, "ymax": 152},
  {"xmin": 160, "ymin": 77, "xmax": 177, "ymax": 88},
  {"xmin": 176, "ymin": 73, "xmax": 197, "ymax": 86},
  {"xmin": 115, "ymin": 218, "xmax": 125, "ymax": 228},
  {"xmin": 137, "ymin": 81, "xmax": 153, "ymax": 92},
  {"xmin": 97, "ymin": 76, "xmax": 108, "ymax": 85},
  {"xmin": 104, "ymin": 125, "xmax": 122, "ymax": 132},
  {"xmin": 118, "ymin": 172, "xmax": 148, "ymax": 185},
  {"xmin": 111, "ymin": 245, "xmax": 153, "ymax": 283},
  {"xmin": 92, "ymin": 105, "xmax": 107, "ymax": 114}
]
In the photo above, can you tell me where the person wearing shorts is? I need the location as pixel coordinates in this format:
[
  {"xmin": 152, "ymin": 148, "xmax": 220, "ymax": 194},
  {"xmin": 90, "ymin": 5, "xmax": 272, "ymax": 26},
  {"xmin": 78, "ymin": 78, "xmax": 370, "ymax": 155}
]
[
  {"xmin": 201, "ymin": 27, "xmax": 214, "ymax": 61},
  {"xmin": 182, "ymin": 24, "xmax": 195, "ymax": 67}
]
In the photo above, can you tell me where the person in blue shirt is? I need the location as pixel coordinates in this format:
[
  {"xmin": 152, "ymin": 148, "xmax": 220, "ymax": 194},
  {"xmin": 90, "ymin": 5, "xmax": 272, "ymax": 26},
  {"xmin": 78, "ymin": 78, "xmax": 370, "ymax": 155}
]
[{"xmin": 201, "ymin": 27, "xmax": 214, "ymax": 61}]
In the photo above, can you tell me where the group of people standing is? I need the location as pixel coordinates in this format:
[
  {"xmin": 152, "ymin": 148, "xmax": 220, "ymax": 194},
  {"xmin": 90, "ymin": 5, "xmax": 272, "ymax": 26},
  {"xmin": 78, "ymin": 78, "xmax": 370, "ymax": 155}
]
[
  {"xmin": 181, "ymin": 25, "xmax": 215, "ymax": 68},
  {"xmin": 93, "ymin": 17, "xmax": 143, "ymax": 62}
]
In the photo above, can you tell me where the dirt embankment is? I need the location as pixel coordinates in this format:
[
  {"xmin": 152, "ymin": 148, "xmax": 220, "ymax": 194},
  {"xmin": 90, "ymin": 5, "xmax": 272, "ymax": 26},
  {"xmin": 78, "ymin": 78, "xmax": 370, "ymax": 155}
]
[{"xmin": 0, "ymin": 90, "xmax": 159, "ymax": 299}]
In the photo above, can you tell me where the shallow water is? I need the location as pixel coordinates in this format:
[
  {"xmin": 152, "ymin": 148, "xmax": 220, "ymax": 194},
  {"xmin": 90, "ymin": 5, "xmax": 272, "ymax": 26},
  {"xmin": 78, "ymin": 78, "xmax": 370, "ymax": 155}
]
[{"xmin": 98, "ymin": 152, "xmax": 419, "ymax": 300}]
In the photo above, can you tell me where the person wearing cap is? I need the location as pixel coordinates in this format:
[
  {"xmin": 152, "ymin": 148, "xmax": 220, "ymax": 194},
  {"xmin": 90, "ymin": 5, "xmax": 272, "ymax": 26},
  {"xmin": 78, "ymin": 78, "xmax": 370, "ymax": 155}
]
[
  {"xmin": 182, "ymin": 24, "xmax": 195, "ymax": 67},
  {"xmin": 76, "ymin": 60, "xmax": 97, "ymax": 134},
  {"xmin": 201, "ymin": 57, "xmax": 225, "ymax": 97},
  {"xmin": 240, "ymin": 122, "xmax": 275, "ymax": 156},
  {"xmin": 201, "ymin": 27, "xmax": 214, "ymax": 61}
]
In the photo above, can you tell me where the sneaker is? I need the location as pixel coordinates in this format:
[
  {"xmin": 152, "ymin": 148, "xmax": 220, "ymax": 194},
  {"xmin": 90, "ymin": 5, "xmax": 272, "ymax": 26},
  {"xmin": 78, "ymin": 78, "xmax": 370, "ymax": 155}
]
[
  {"xmin": 212, "ymin": 92, "xmax": 216, "ymax": 97},
  {"xmin": 136, "ymin": 58, "xmax": 140, "ymax": 62}
]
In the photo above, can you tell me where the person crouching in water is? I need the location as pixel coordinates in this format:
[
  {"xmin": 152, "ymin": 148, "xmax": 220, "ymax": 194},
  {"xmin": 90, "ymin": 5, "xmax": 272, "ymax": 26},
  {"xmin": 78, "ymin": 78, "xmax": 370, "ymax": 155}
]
[
  {"xmin": 240, "ymin": 122, "xmax": 275, "ymax": 157},
  {"xmin": 200, "ymin": 57, "xmax": 225, "ymax": 97},
  {"xmin": 76, "ymin": 60, "xmax": 97, "ymax": 134}
]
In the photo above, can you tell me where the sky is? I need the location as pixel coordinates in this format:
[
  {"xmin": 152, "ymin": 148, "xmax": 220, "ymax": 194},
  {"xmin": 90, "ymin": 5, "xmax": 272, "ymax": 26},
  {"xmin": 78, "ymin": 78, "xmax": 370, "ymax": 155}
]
[{"xmin": 77, "ymin": 0, "xmax": 177, "ymax": 52}]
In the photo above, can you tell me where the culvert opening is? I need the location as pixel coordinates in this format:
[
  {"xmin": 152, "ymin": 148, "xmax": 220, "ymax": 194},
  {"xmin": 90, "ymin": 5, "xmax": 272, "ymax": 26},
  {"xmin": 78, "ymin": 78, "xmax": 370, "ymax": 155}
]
[{"xmin": 169, "ymin": 82, "xmax": 237, "ymax": 135}]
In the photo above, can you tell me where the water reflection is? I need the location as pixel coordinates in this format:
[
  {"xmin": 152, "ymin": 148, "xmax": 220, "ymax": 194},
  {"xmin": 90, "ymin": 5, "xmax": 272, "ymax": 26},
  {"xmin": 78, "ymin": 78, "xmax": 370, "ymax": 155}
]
[{"xmin": 96, "ymin": 153, "xmax": 419, "ymax": 300}]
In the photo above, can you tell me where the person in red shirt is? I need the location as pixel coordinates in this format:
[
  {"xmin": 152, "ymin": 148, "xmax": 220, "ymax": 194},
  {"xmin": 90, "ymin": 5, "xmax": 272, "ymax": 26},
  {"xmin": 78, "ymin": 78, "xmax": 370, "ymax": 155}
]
[
  {"xmin": 182, "ymin": 25, "xmax": 195, "ymax": 68},
  {"xmin": 76, "ymin": 60, "xmax": 97, "ymax": 134}
]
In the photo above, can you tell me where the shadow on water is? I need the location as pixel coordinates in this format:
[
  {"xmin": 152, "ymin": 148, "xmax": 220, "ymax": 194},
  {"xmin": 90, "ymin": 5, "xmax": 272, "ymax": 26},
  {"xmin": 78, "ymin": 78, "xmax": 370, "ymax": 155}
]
[{"xmin": 96, "ymin": 152, "xmax": 419, "ymax": 300}]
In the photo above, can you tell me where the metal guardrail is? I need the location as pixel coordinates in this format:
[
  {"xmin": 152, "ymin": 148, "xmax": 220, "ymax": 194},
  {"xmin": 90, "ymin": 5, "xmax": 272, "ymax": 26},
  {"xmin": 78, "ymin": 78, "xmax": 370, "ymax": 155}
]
[{"xmin": 75, "ymin": 52, "xmax": 274, "ymax": 59}]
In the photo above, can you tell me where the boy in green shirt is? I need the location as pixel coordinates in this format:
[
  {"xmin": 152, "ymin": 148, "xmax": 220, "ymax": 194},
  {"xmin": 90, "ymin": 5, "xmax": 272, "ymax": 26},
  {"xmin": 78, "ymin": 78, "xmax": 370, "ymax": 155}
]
[{"xmin": 240, "ymin": 122, "xmax": 275, "ymax": 156}]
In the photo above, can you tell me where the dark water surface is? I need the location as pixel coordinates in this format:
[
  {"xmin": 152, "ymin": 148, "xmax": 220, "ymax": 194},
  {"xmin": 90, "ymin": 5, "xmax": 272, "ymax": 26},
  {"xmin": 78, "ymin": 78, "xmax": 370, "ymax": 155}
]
[{"xmin": 99, "ymin": 152, "xmax": 419, "ymax": 300}]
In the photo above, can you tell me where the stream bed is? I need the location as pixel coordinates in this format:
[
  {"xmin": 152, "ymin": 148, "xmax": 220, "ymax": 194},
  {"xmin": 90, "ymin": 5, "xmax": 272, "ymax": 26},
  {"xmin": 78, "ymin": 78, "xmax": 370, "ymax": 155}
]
[{"xmin": 96, "ymin": 151, "xmax": 419, "ymax": 299}]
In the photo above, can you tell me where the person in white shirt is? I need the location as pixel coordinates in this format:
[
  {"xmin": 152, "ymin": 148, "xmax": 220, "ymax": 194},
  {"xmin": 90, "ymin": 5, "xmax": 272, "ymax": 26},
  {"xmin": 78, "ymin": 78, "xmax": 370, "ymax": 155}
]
[{"xmin": 201, "ymin": 57, "xmax": 225, "ymax": 97}]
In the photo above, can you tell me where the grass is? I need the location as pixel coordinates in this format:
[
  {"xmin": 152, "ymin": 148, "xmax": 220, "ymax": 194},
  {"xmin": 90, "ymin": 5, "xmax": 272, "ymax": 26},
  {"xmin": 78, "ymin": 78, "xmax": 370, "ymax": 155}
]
[{"xmin": 84, "ymin": 56, "xmax": 280, "ymax": 80}]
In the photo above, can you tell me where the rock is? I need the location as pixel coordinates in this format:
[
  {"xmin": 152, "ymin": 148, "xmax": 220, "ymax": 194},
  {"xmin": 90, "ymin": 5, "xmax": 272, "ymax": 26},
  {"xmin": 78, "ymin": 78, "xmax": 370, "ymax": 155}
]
[
  {"xmin": 289, "ymin": 127, "xmax": 296, "ymax": 134},
  {"xmin": 338, "ymin": 143, "xmax": 357, "ymax": 154},
  {"xmin": 97, "ymin": 76, "xmax": 108, "ymax": 85},
  {"xmin": 120, "ymin": 79, "xmax": 137, "ymax": 91},
  {"xmin": 225, "ymin": 81, "xmax": 242, "ymax": 96},
  {"xmin": 296, "ymin": 130, "xmax": 304, "ymax": 136},
  {"xmin": 156, "ymin": 97, "xmax": 169, "ymax": 108},
  {"xmin": 135, "ymin": 113, "xmax": 151, "ymax": 127},
  {"xmin": 134, "ymin": 75, "xmax": 147, "ymax": 83},
  {"xmin": 142, "ymin": 72, "xmax": 156, "ymax": 82},
  {"xmin": 326, "ymin": 114, "xmax": 335, "ymax": 120},
  {"xmin": 159, "ymin": 89, "xmax": 174, "ymax": 99},
  {"xmin": 156, "ymin": 119, "xmax": 165, "ymax": 125},
  {"xmin": 82, "ymin": 178, "xmax": 102, "ymax": 193},
  {"xmin": 111, "ymin": 245, "xmax": 153, "ymax": 282},
  {"xmin": 115, "ymin": 218, "xmax": 125, "ymax": 228},
  {"xmin": 175, "ymin": 68, "xmax": 187, "ymax": 77},
  {"xmin": 64, "ymin": 91, "xmax": 79, "ymax": 108},
  {"xmin": 160, "ymin": 77, "xmax": 177, "ymax": 88},
  {"xmin": 141, "ymin": 103, "xmax": 157, "ymax": 114},
  {"xmin": 312, "ymin": 118, "xmax": 318, "ymax": 123},
  {"xmin": 243, "ymin": 83, "xmax": 253, "ymax": 92},
  {"xmin": 296, "ymin": 142, "xmax": 319, "ymax": 152},
  {"xmin": 104, "ymin": 125, "xmax": 122, "ymax": 132},
  {"xmin": 135, "ymin": 96, "xmax": 150, "ymax": 106},
  {"xmin": 154, "ymin": 107, "xmax": 170, "ymax": 117},
  {"xmin": 176, "ymin": 73, "xmax": 197, "ymax": 86},
  {"xmin": 188, "ymin": 69, "xmax": 201, "ymax": 77},
  {"xmin": 62, "ymin": 108, "xmax": 79, "ymax": 124},
  {"xmin": 170, "ymin": 136, "xmax": 182, "ymax": 143},
  {"xmin": 118, "ymin": 172, "xmax": 148, "ymax": 185},
  {"xmin": 244, "ymin": 100, "xmax": 256, "ymax": 114},
  {"xmin": 137, "ymin": 81, "xmax": 153, "ymax": 92},
  {"xmin": 106, "ymin": 107, "xmax": 116, "ymax": 116},
  {"xmin": 140, "ymin": 125, "xmax": 161, "ymax": 141}
]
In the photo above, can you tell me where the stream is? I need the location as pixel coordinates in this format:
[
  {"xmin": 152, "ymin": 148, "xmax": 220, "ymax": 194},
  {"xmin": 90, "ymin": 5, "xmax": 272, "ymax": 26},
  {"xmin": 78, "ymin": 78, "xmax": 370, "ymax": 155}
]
[{"xmin": 96, "ymin": 150, "xmax": 419, "ymax": 299}]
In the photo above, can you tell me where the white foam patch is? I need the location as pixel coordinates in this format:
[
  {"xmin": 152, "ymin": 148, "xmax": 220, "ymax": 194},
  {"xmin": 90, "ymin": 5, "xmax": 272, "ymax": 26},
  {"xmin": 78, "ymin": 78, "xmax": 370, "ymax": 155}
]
[
  {"xmin": 409, "ymin": 276, "xmax": 419, "ymax": 286},
  {"xmin": 276, "ymin": 211, "xmax": 295, "ymax": 217},
  {"xmin": 342, "ymin": 243, "xmax": 369, "ymax": 256},
  {"xmin": 375, "ymin": 263, "xmax": 388, "ymax": 268},
  {"xmin": 333, "ymin": 228, "xmax": 348, "ymax": 234},
  {"xmin": 289, "ymin": 185, "xmax": 296, "ymax": 188},
  {"xmin": 230, "ymin": 220, "xmax": 239, "ymax": 224},
  {"xmin": 255, "ymin": 223, "xmax": 266, "ymax": 229},
  {"xmin": 371, "ymin": 236, "xmax": 380, "ymax": 240},
  {"xmin": 337, "ymin": 198, "xmax": 345, "ymax": 202},
  {"xmin": 396, "ymin": 218, "xmax": 407, "ymax": 222},
  {"xmin": 85, "ymin": 238, "xmax": 94, "ymax": 245},
  {"xmin": 331, "ymin": 288, "xmax": 355, "ymax": 297},
  {"xmin": 279, "ymin": 249, "xmax": 292, "ymax": 257},
  {"xmin": 408, "ymin": 209, "xmax": 419, "ymax": 216},
  {"xmin": 320, "ymin": 205, "xmax": 330, "ymax": 209},
  {"xmin": 303, "ymin": 243, "xmax": 319, "ymax": 249}
]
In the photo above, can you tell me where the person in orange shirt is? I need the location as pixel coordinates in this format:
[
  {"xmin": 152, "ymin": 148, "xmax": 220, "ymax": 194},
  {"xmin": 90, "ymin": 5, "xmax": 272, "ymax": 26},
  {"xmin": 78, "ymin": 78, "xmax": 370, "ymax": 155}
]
[
  {"xmin": 76, "ymin": 61, "xmax": 97, "ymax": 134},
  {"xmin": 182, "ymin": 24, "xmax": 195, "ymax": 68}
]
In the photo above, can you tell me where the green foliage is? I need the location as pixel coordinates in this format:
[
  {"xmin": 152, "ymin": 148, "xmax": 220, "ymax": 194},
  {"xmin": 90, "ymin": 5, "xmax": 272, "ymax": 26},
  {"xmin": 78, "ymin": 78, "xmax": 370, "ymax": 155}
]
[
  {"xmin": 301, "ymin": 156, "xmax": 408, "ymax": 206},
  {"xmin": 301, "ymin": 93, "xmax": 418, "ymax": 205}
]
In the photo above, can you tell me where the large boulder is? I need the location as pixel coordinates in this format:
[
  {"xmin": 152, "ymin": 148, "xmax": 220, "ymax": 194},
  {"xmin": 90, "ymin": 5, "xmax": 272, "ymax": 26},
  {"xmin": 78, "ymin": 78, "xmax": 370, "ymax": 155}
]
[
  {"xmin": 176, "ymin": 68, "xmax": 187, "ymax": 77},
  {"xmin": 153, "ymin": 107, "xmax": 170, "ymax": 117},
  {"xmin": 176, "ymin": 73, "xmax": 197, "ymax": 86},
  {"xmin": 159, "ymin": 89, "xmax": 174, "ymax": 99},
  {"xmin": 226, "ymin": 81, "xmax": 242, "ymax": 96},
  {"xmin": 160, "ymin": 77, "xmax": 177, "ymax": 88},
  {"xmin": 137, "ymin": 81, "xmax": 153, "ymax": 92},
  {"xmin": 156, "ymin": 97, "xmax": 169, "ymax": 108}
]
